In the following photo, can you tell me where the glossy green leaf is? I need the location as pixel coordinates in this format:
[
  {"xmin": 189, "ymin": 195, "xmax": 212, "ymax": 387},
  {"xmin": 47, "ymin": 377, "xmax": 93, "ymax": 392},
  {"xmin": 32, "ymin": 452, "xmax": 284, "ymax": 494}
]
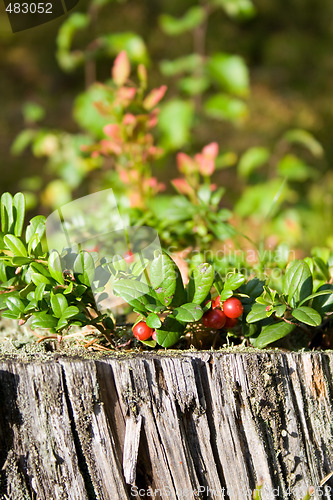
[
  {"xmin": 312, "ymin": 285, "xmax": 333, "ymax": 313},
  {"xmin": 30, "ymin": 311, "xmax": 58, "ymax": 329},
  {"xmin": 48, "ymin": 252, "xmax": 65, "ymax": 284},
  {"xmin": 4, "ymin": 235, "xmax": 27, "ymax": 257},
  {"xmin": 252, "ymin": 322, "xmax": 295, "ymax": 348},
  {"xmin": 61, "ymin": 306, "xmax": 80, "ymax": 319},
  {"xmin": 189, "ymin": 263, "xmax": 214, "ymax": 304},
  {"xmin": 155, "ymin": 315, "xmax": 185, "ymax": 348},
  {"xmin": 246, "ymin": 303, "xmax": 270, "ymax": 323},
  {"xmin": 5, "ymin": 296, "xmax": 25, "ymax": 315},
  {"xmin": 74, "ymin": 252, "xmax": 95, "ymax": 286},
  {"xmin": 113, "ymin": 278, "xmax": 153, "ymax": 312},
  {"xmin": 25, "ymin": 215, "xmax": 46, "ymax": 244},
  {"xmin": 283, "ymin": 260, "xmax": 312, "ymax": 307},
  {"xmin": 13, "ymin": 193, "xmax": 25, "ymax": 237},
  {"xmin": 292, "ymin": 306, "xmax": 322, "ymax": 326},
  {"xmin": 150, "ymin": 252, "xmax": 178, "ymax": 306},
  {"xmin": 174, "ymin": 303, "xmax": 203, "ymax": 323},
  {"xmin": 51, "ymin": 294, "xmax": 68, "ymax": 318},
  {"xmin": 1, "ymin": 193, "xmax": 13, "ymax": 234},
  {"xmin": 224, "ymin": 273, "xmax": 246, "ymax": 291},
  {"xmin": 146, "ymin": 313, "xmax": 162, "ymax": 329}
]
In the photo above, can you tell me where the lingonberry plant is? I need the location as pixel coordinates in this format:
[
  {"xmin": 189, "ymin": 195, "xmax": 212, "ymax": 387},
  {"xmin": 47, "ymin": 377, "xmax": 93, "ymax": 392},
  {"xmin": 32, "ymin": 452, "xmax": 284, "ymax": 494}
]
[{"xmin": 0, "ymin": 192, "xmax": 333, "ymax": 351}]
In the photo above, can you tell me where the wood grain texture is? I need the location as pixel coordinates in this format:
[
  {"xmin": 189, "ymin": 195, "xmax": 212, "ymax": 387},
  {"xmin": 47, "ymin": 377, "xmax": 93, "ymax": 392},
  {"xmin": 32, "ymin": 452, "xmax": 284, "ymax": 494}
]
[{"xmin": 0, "ymin": 351, "xmax": 332, "ymax": 499}]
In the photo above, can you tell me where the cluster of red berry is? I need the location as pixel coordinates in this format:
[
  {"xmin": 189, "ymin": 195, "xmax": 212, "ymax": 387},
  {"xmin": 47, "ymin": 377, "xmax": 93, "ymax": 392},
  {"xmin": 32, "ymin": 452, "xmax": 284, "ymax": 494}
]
[
  {"xmin": 132, "ymin": 296, "xmax": 243, "ymax": 342},
  {"xmin": 202, "ymin": 296, "xmax": 243, "ymax": 329}
]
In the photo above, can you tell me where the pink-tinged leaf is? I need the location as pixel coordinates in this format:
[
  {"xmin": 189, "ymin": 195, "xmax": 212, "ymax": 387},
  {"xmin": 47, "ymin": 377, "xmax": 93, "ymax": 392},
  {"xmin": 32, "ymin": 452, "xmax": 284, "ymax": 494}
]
[
  {"xmin": 119, "ymin": 169, "xmax": 130, "ymax": 184},
  {"xmin": 195, "ymin": 152, "xmax": 215, "ymax": 176},
  {"xmin": 202, "ymin": 142, "xmax": 218, "ymax": 158},
  {"xmin": 100, "ymin": 139, "xmax": 122, "ymax": 155},
  {"xmin": 103, "ymin": 124, "xmax": 121, "ymax": 140},
  {"xmin": 171, "ymin": 178, "xmax": 194, "ymax": 196},
  {"xmin": 117, "ymin": 87, "xmax": 137, "ymax": 104},
  {"xmin": 177, "ymin": 152, "xmax": 198, "ymax": 174},
  {"xmin": 210, "ymin": 183, "xmax": 217, "ymax": 191},
  {"xmin": 91, "ymin": 151, "xmax": 100, "ymax": 158},
  {"xmin": 123, "ymin": 113, "xmax": 136, "ymax": 125},
  {"xmin": 112, "ymin": 51, "xmax": 131, "ymax": 86},
  {"xmin": 143, "ymin": 85, "xmax": 167, "ymax": 110}
]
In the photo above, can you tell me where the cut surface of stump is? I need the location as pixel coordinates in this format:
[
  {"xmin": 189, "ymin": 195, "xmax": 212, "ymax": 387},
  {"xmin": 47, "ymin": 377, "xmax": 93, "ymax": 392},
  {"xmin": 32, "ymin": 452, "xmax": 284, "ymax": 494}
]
[{"xmin": 0, "ymin": 350, "xmax": 332, "ymax": 499}]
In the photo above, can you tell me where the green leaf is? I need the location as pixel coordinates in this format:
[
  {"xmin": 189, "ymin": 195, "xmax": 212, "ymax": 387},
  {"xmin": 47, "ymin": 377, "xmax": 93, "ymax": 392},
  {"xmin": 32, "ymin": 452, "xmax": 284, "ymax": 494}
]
[
  {"xmin": 74, "ymin": 84, "xmax": 115, "ymax": 138},
  {"xmin": 140, "ymin": 340, "xmax": 157, "ymax": 348},
  {"xmin": 283, "ymin": 129, "xmax": 324, "ymax": 158},
  {"xmin": 155, "ymin": 315, "xmax": 185, "ymax": 348},
  {"xmin": 292, "ymin": 307, "xmax": 322, "ymax": 326},
  {"xmin": 74, "ymin": 252, "xmax": 95, "ymax": 286},
  {"xmin": 212, "ymin": 0, "xmax": 256, "ymax": 19},
  {"xmin": 1, "ymin": 193, "xmax": 13, "ymax": 234},
  {"xmin": 5, "ymin": 296, "xmax": 25, "ymax": 316},
  {"xmin": 149, "ymin": 253, "xmax": 178, "ymax": 306},
  {"xmin": 173, "ymin": 303, "xmax": 203, "ymax": 323},
  {"xmin": 277, "ymin": 155, "xmax": 316, "ymax": 181},
  {"xmin": 312, "ymin": 285, "xmax": 333, "ymax": 314},
  {"xmin": 30, "ymin": 311, "xmax": 58, "ymax": 329},
  {"xmin": 299, "ymin": 289, "xmax": 333, "ymax": 307},
  {"xmin": 238, "ymin": 147, "xmax": 270, "ymax": 178},
  {"xmin": 146, "ymin": 313, "xmax": 162, "ymax": 329},
  {"xmin": 159, "ymin": 7, "xmax": 206, "ymax": 36},
  {"xmin": 31, "ymin": 272, "xmax": 53, "ymax": 287},
  {"xmin": 102, "ymin": 32, "xmax": 149, "ymax": 65},
  {"xmin": 207, "ymin": 53, "xmax": 249, "ymax": 96},
  {"xmin": 204, "ymin": 94, "xmax": 248, "ymax": 122},
  {"xmin": 246, "ymin": 303, "xmax": 269, "ymax": 323},
  {"xmin": 188, "ymin": 263, "xmax": 214, "ymax": 304},
  {"xmin": 4, "ymin": 235, "xmax": 27, "ymax": 257},
  {"xmin": 51, "ymin": 294, "xmax": 68, "ymax": 318},
  {"xmin": 13, "ymin": 193, "xmax": 25, "ymax": 237},
  {"xmin": 34, "ymin": 283, "xmax": 46, "ymax": 302},
  {"xmin": 252, "ymin": 322, "xmax": 295, "ymax": 348},
  {"xmin": 160, "ymin": 54, "xmax": 203, "ymax": 76},
  {"xmin": 61, "ymin": 306, "xmax": 80, "ymax": 319},
  {"xmin": 283, "ymin": 260, "xmax": 312, "ymax": 307},
  {"xmin": 113, "ymin": 279, "xmax": 153, "ymax": 312},
  {"xmin": 224, "ymin": 273, "xmax": 246, "ymax": 291},
  {"xmin": 158, "ymin": 99, "xmax": 194, "ymax": 150},
  {"xmin": 274, "ymin": 304, "xmax": 286, "ymax": 317},
  {"xmin": 25, "ymin": 215, "xmax": 46, "ymax": 244},
  {"xmin": 178, "ymin": 76, "xmax": 210, "ymax": 96},
  {"xmin": 48, "ymin": 252, "xmax": 65, "ymax": 284},
  {"xmin": 11, "ymin": 129, "xmax": 36, "ymax": 155}
]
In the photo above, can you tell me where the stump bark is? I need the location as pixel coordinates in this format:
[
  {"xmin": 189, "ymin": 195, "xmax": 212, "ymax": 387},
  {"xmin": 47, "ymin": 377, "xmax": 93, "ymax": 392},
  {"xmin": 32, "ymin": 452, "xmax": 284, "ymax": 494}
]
[{"xmin": 0, "ymin": 350, "xmax": 333, "ymax": 499}]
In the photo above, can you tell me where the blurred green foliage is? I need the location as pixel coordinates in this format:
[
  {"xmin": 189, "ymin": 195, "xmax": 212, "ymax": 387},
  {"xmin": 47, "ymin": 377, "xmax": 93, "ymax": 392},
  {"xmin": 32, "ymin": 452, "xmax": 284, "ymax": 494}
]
[{"xmin": 1, "ymin": 0, "xmax": 333, "ymax": 255}]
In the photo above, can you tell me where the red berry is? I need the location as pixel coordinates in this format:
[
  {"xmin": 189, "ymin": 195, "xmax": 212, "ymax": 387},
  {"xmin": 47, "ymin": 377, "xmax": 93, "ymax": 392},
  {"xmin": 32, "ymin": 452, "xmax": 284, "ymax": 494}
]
[
  {"xmin": 133, "ymin": 321, "xmax": 154, "ymax": 341},
  {"xmin": 212, "ymin": 296, "xmax": 221, "ymax": 309},
  {"xmin": 152, "ymin": 330, "xmax": 157, "ymax": 341},
  {"xmin": 224, "ymin": 316, "xmax": 238, "ymax": 329},
  {"xmin": 202, "ymin": 309, "xmax": 226, "ymax": 329},
  {"xmin": 124, "ymin": 250, "xmax": 134, "ymax": 263},
  {"xmin": 222, "ymin": 297, "xmax": 243, "ymax": 319}
]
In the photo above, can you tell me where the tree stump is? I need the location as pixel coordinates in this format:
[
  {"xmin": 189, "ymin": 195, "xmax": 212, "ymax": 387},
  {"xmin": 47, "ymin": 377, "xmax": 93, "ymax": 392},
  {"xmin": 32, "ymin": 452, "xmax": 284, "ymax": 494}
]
[{"xmin": 0, "ymin": 350, "xmax": 333, "ymax": 499}]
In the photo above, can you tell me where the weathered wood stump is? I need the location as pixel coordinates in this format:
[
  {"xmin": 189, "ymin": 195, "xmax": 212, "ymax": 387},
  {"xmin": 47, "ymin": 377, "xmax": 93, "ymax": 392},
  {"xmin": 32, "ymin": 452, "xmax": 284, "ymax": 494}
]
[{"xmin": 0, "ymin": 350, "xmax": 333, "ymax": 499}]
